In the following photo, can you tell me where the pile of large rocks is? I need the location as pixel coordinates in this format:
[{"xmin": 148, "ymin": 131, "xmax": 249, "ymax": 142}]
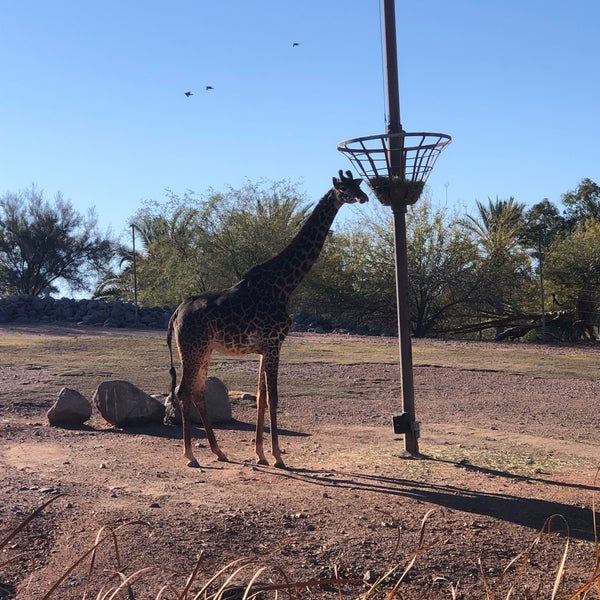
[
  {"xmin": 0, "ymin": 295, "xmax": 390, "ymax": 335},
  {"xmin": 0, "ymin": 295, "xmax": 172, "ymax": 329},
  {"xmin": 46, "ymin": 377, "xmax": 233, "ymax": 428}
]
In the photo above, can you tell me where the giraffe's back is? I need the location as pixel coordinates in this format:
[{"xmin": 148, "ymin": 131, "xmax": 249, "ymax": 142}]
[{"xmin": 172, "ymin": 282, "xmax": 290, "ymax": 357}]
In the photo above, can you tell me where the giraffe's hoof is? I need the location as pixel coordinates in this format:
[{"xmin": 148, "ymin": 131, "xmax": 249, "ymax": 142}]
[
  {"xmin": 217, "ymin": 453, "xmax": 229, "ymax": 463},
  {"xmin": 274, "ymin": 460, "xmax": 287, "ymax": 469},
  {"xmin": 187, "ymin": 458, "xmax": 200, "ymax": 468},
  {"xmin": 257, "ymin": 458, "xmax": 269, "ymax": 466}
]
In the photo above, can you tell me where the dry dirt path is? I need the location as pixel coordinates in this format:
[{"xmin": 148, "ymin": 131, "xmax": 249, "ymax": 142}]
[{"xmin": 0, "ymin": 325, "xmax": 599, "ymax": 598}]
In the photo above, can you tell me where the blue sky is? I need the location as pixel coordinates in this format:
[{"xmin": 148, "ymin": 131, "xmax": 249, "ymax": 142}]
[{"xmin": 2, "ymin": 1, "xmax": 599, "ymax": 240}]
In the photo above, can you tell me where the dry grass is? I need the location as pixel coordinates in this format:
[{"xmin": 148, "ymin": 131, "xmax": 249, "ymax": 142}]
[{"xmin": 2, "ymin": 494, "xmax": 599, "ymax": 599}]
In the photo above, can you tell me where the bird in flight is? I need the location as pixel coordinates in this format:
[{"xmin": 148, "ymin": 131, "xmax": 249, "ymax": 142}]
[
  {"xmin": 292, "ymin": 42, "xmax": 300, "ymax": 47},
  {"xmin": 205, "ymin": 85, "xmax": 214, "ymax": 90},
  {"xmin": 184, "ymin": 91, "xmax": 193, "ymax": 97}
]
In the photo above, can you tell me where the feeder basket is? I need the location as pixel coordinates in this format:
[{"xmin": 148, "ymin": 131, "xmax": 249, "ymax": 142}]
[{"xmin": 338, "ymin": 132, "xmax": 451, "ymax": 207}]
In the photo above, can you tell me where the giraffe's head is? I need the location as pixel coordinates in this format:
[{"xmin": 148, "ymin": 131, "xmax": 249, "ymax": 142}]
[{"xmin": 332, "ymin": 170, "xmax": 369, "ymax": 205}]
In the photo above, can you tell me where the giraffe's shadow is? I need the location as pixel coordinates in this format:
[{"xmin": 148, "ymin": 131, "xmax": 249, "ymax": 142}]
[
  {"xmin": 263, "ymin": 463, "xmax": 600, "ymax": 542},
  {"xmin": 216, "ymin": 418, "xmax": 311, "ymax": 438},
  {"xmin": 105, "ymin": 418, "xmax": 310, "ymax": 440}
]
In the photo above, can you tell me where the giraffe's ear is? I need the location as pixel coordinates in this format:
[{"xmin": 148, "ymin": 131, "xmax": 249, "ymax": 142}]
[{"xmin": 332, "ymin": 176, "xmax": 340, "ymax": 187}]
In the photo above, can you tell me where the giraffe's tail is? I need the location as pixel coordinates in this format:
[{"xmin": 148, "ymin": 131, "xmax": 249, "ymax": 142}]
[
  {"xmin": 166, "ymin": 314, "xmax": 178, "ymax": 400},
  {"xmin": 167, "ymin": 318, "xmax": 177, "ymax": 396}
]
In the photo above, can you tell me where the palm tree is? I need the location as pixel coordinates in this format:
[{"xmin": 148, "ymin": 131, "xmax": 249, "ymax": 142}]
[
  {"xmin": 459, "ymin": 197, "xmax": 532, "ymax": 336},
  {"xmin": 460, "ymin": 197, "xmax": 526, "ymax": 256}
]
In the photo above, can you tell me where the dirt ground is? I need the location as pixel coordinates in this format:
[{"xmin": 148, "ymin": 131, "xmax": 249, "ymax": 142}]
[{"xmin": 0, "ymin": 325, "xmax": 599, "ymax": 599}]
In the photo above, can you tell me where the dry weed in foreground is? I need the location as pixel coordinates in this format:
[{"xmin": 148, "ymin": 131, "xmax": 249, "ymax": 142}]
[{"xmin": 1, "ymin": 496, "xmax": 599, "ymax": 599}]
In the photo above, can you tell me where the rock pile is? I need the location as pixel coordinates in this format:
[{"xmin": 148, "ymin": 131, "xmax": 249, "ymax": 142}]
[
  {"xmin": 0, "ymin": 295, "xmax": 388, "ymax": 336},
  {"xmin": 46, "ymin": 378, "xmax": 233, "ymax": 429},
  {"xmin": 0, "ymin": 295, "xmax": 172, "ymax": 329}
]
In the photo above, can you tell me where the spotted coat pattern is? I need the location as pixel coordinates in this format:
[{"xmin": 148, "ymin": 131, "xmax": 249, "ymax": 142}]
[{"xmin": 167, "ymin": 171, "xmax": 368, "ymax": 468}]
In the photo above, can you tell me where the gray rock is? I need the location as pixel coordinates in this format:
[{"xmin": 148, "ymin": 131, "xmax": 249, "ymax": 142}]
[
  {"xmin": 47, "ymin": 387, "xmax": 92, "ymax": 426},
  {"xmin": 163, "ymin": 376, "xmax": 232, "ymax": 425},
  {"xmin": 205, "ymin": 377, "xmax": 232, "ymax": 423},
  {"xmin": 93, "ymin": 380, "xmax": 165, "ymax": 426}
]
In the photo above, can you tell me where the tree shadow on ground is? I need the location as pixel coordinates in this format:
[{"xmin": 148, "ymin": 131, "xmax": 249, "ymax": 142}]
[{"xmin": 267, "ymin": 463, "xmax": 600, "ymax": 542}]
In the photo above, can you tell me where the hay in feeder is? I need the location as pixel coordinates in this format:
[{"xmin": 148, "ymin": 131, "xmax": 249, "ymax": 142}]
[{"xmin": 368, "ymin": 176, "xmax": 425, "ymax": 207}]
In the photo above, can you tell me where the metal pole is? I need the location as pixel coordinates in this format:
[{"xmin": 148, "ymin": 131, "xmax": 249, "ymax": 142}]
[
  {"xmin": 383, "ymin": 0, "xmax": 405, "ymax": 177},
  {"xmin": 392, "ymin": 205, "xmax": 419, "ymax": 455},
  {"xmin": 539, "ymin": 236, "xmax": 546, "ymax": 338},
  {"xmin": 382, "ymin": 0, "xmax": 419, "ymax": 455},
  {"xmin": 383, "ymin": 0, "xmax": 402, "ymax": 135},
  {"xmin": 131, "ymin": 224, "xmax": 139, "ymax": 327}
]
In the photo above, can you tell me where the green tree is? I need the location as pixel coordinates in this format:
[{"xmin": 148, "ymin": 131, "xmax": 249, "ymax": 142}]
[
  {"xmin": 112, "ymin": 181, "xmax": 313, "ymax": 307},
  {"xmin": 318, "ymin": 200, "xmax": 478, "ymax": 336},
  {"xmin": 313, "ymin": 209, "xmax": 397, "ymax": 331},
  {"xmin": 459, "ymin": 197, "xmax": 533, "ymax": 336},
  {"xmin": 522, "ymin": 199, "xmax": 566, "ymax": 254},
  {"xmin": 0, "ymin": 186, "xmax": 114, "ymax": 297},
  {"xmin": 562, "ymin": 178, "xmax": 600, "ymax": 228},
  {"xmin": 406, "ymin": 200, "xmax": 478, "ymax": 336},
  {"xmin": 197, "ymin": 179, "xmax": 311, "ymax": 282},
  {"xmin": 544, "ymin": 218, "xmax": 600, "ymax": 340},
  {"xmin": 134, "ymin": 193, "xmax": 206, "ymax": 305},
  {"xmin": 95, "ymin": 192, "xmax": 204, "ymax": 305}
]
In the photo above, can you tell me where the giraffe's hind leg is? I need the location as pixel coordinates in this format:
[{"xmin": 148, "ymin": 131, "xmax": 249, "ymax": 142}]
[
  {"xmin": 177, "ymin": 381, "xmax": 201, "ymax": 468},
  {"xmin": 179, "ymin": 354, "xmax": 228, "ymax": 467}
]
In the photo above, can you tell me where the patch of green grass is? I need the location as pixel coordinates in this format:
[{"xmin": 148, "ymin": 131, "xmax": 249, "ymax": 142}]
[
  {"xmin": 426, "ymin": 444, "xmax": 587, "ymax": 478},
  {"xmin": 3, "ymin": 329, "xmax": 598, "ymax": 378},
  {"xmin": 282, "ymin": 342, "xmax": 397, "ymax": 365},
  {"xmin": 412, "ymin": 343, "xmax": 600, "ymax": 380}
]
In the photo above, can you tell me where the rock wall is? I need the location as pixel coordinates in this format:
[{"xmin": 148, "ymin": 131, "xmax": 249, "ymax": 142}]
[
  {"xmin": 0, "ymin": 294, "xmax": 172, "ymax": 329},
  {"xmin": 0, "ymin": 295, "xmax": 390, "ymax": 336}
]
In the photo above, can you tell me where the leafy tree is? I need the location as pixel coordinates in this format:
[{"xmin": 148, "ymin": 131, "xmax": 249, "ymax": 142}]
[
  {"xmin": 458, "ymin": 197, "xmax": 534, "ymax": 336},
  {"xmin": 197, "ymin": 179, "xmax": 311, "ymax": 282},
  {"xmin": 544, "ymin": 218, "xmax": 600, "ymax": 340},
  {"xmin": 562, "ymin": 178, "xmax": 600, "ymax": 228},
  {"xmin": 0, "ymin": 186, "xmax": 114, "ymax": 297},
  {"xmin": 132, "ymin": 192, "xmax": 206, "ymax": 305},
  {"xmin": 93, "ymin": 243, "xmax": 135, "ymax": 302},
  {"xmin": 406, "ymin": 200, "xmax": 478, "ymax": 336},
  {"xmin": 313, "ymin": 207, "xmax": 397, "ymax": 331},
  {"xmin": 318, "ymin": 200, "xmax": 478, "ymax": 336},
  {"xmin": 522, "ymin": 199, "xmax": 567, "ymax": 254},
  {"xmin": 109, "ymin": 181, "xmax": 313, "ymax": 307}
]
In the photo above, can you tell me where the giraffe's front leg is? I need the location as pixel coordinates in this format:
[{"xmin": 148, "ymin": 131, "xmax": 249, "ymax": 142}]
[
  {"xmin": 255, "ymin": 357, "xmax": 269, "ymax": 465},
  {"xmin": 264, "ymin": 352, "xmax": 286, "ymax": 469}
]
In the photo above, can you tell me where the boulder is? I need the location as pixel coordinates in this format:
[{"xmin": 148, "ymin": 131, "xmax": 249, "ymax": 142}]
[
  {"xmin": 47, "ymin": 387, "xmax": 92, "ymax": 426},
  {"xmin": 163, "ymin": 376, "xmax": 232, "ymax": 425},
  {"xmin": 206, "ymin": 377, "xmax": 232, "ymax": 423},
  {"xmin": 93, "ymin": 380, "xmax": 165, "ymax": 427}
]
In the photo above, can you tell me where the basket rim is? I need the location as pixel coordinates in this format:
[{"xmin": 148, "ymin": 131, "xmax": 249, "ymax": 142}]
[{"xmin": 337, "ymin": 131, "xmax": 452, "ymax": 149}]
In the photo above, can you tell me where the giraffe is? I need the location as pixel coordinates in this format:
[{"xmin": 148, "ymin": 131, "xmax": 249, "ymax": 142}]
[{"xmin": 167, "ymin": 170, "xmax": 368, "ymax": 468}]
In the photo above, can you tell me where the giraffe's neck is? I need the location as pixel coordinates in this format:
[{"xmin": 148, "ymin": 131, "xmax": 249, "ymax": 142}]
[{"xmin": 243, "ymin": 188, "xmax": 342, "ymax": 303}]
